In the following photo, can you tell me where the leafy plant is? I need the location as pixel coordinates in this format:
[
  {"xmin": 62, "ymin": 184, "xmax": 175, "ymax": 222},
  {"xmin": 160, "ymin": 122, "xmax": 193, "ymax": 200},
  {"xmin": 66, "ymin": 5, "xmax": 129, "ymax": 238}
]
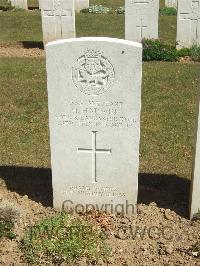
[
  {"xmin": 142, "ymin": 39, "xmax": 178, "ymax": 62},
  {"xmin": 193, "ymin": 210, "xmax": 200, "ymax": 221},
  {"xmin": 116, "ymin": 6, "xmax": 125, "ymax": 14},
  {"xmin": 177, "ymin": 48, "xmax": 191, "ymax": 58},
  {"xmin": 82, "ymin": 5, "xmax": 113, "ymax": 14},
  {"xmin": 0, "ymin": 0, "xmax": 13, "ymax": 11},
  {"xmin": 21, "ymin": 212, "xmax": 111, "ymax": 265},
  {"xmin": 190, "ymin": 45, "xmax": 200, "ymax": 62},
  {"xmin": 0, "ymin": 221, "xmax": 16, "ymax": 240},
  {"xmin": 159, "ymin": 7, "xmax": 177, "ymax": 16}
]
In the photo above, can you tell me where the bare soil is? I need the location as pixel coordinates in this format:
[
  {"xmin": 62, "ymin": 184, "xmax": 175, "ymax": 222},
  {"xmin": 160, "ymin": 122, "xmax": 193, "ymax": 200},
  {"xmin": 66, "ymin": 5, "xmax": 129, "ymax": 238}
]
[
  {"xmin": 0, "ymin": 43, "xmax": 45, "ymax": 57},
  {"xmin": 0, "ymin": 173, "xmax": 200, "ymax": 266}
]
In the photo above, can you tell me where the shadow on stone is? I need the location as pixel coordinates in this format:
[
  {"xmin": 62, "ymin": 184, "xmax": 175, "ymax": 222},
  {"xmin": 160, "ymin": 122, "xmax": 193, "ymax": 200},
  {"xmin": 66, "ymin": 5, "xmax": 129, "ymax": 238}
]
[
  {"xmin": 0, "ymin": 166, "xmax": 191, "ymax": 217},
  {"xmin": 21, "ymin": 41, "xmax": 44, "ymax": 50},
  {"xmin": 138, "ymin": 173, "xmax": 191, "ymax": 218},
  {"xmin": 0, "ymin": 166, "xmax": 52, "ymax": 207}
]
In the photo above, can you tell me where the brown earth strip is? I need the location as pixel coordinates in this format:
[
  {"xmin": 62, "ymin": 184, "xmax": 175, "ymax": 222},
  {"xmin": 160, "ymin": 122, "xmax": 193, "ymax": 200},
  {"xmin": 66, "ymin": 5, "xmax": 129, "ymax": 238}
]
[{"xmin": 0, "ymin": 44, "xmax": 45, "ymax": 57}]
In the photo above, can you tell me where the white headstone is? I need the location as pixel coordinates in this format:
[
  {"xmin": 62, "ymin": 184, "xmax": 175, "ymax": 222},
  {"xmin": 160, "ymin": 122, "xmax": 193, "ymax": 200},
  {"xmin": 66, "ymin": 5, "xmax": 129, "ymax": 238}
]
[
  {"xmin": 177, "ymin": 0, "xmax": 200, "ymax": 49},
  {"xmin": 165, "ymin": 0, "xmax": 177, "ymax": 8},
  {"xmin": 190, "ymin": 97, "xmax": 200, "ymax": 219},
  {"xmin": 39, "ymin": 0, "xmax": 41, "ymax": 10},
  {"xmin": 46, "ymin": 37, "xmax": 142, "ymax": 215},
  {"xmin": 125, "ymin": 0, "xmax": 159, "ymax": 42},
  {"xmin": 41, "ymin": 0, "xmax": 75, "ymax": 45},
  {"xmin": 10, "ymin": 0, "xmax": 28, "ymax": 9},
  {"xmin": 74, "ymin": 0, "xmax": 89, "ymax": 11}
]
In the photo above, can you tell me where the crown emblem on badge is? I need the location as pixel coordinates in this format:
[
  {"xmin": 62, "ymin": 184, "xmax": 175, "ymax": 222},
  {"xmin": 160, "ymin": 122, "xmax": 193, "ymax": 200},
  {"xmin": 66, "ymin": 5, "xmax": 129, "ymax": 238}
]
[
  {"xmin": 72, "ymin": 49, "xmax": 115, "ymax": 96},
  {"xmin": 84, "ymin": 50, "xmax": 102, "ymax": 59}
]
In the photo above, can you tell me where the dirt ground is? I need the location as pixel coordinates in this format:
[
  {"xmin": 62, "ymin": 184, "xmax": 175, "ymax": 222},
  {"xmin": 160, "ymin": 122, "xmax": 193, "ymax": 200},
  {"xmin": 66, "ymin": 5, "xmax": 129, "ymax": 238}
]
[
  {"xmin": 0, "ymin": 43, "xmax": 45, "ymax": 57},
  {"xmin": 0, "ymin": 170, "xmax": 200, "ymax": 266}
]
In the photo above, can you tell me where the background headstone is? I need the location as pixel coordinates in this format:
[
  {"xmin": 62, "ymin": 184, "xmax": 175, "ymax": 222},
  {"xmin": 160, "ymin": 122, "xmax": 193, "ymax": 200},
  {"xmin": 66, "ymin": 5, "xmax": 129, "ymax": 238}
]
[
  {"xmin": 190, "ymin": 97, "xmax": 200, "ymax": 219},
  {"xmin": 41, "ymin": 0, "xmax": 75, "ymax": 45},
  {"xmin": 10, "ymin": 0, "xmax": 28, "ymax": 9},
  {"xmin": 125, "ymin": 0, "xmax": 159, "ymax": 42},
  {"xmin": 74, "ymin": 0, "xmax": 89, "ymax": 12},
  {"xmin": 46, "ymin": 37, "xmax": 142, "ymax": 214},
  {"xmin": 176, "ymin": 0, "xmax": 200, "ymax": 49},
  {"xmin": 165, "ymin": 0, "xmax": 177, "ymax": 8}
]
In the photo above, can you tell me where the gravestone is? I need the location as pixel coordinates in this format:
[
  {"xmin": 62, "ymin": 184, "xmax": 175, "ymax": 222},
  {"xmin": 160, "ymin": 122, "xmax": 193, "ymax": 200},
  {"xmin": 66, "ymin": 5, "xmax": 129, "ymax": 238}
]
[
  {"xmin": 41, "ymin": 0, "xmax": 75, "ymax": 45},
  {"xmin": 46, "ymin": 37, "xmax": 142, "ymax": 214},
  {"xmin": 125, "ymin": 0, "xmax": 159, "ymax": 42},
  {"xmin": 165, "ymin": 0, "xmax": 177, "ymax": 8},
  {"xmin": 176, "ymin": 0, "xmax": 200, "ymax": 49},
  {"xmin": 74, "ymin": 0, "xmax": 89, "ymax": 12},
  {"xmin": 10, "ymin": 0, "xmax": 28, "ymax": 9},
  {"xmin": 190, "ymin": 97, "xmax": 200, "ymax": 219}
]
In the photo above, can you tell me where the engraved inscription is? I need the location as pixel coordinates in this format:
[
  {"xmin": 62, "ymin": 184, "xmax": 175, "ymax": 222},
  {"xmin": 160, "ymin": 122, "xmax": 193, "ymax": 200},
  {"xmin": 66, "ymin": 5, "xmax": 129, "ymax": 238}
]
[
  {"xmin": 55, "ymin": 100, "xmax": 136, "ymax": 128},
  {"xmin": 77, "ymin": 131, "xmax": 111, "ymax": 183},
  {"xmin": 63, "ymin": 185, "xmax": 126, "ymax": 197},
  {"xmin": 72, "ymin": 50, "xmax": 115, "ymax": 96}
]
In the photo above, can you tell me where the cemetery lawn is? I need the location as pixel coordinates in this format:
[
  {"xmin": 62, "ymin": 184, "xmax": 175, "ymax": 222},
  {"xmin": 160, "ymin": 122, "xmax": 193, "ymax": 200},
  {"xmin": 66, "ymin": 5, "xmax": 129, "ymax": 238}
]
[
  {"xmin": 0, "ymin": 57, "xmax": 200, "ymax": 265},
  {"xmin": 0, "ymin": 10, "xmax": 176, "ymax": 45},
  {"xmin": 0, "ymin": 58, "xmax": 199, "ymax": 180}
]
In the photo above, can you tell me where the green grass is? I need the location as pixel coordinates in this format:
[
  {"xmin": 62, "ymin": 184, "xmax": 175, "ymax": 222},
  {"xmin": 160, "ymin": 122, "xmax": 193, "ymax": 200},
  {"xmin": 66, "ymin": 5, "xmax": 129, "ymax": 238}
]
[
  {"xmin": 0, "ymin": 58, "xmax": 49, "ymax": 167},
  {"xmin": 0, "ymin": 11, "xmax": 42, "ymax": 44},
  {"xmin": 159, "ymin": 15, "xmax": 177, "ymax": 45},
  {"xmin": 0, "ymin": 0, "xmax": 175, "ymax": 45},
  {"xmin": 0, "ymin": 10, "xmax": 176, "ymax": 45},
  {"xmin": 21, "ymin": 212, "xmax": 111, "ymax": 265},
  {"xmin": 0, "ymin": 58, "xmax": 199, "ymax": 179},
  {"xmin": 0, "ymin": 0, "xmax": 9, "ymax": 7}
]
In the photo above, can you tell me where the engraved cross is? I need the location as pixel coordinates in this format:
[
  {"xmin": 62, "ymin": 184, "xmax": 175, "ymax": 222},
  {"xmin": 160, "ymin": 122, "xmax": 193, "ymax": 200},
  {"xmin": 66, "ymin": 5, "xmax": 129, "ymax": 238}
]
[
  {"xmin": 77, "ymin": 131, "xmax": 111, "ymax": 183},
  {"xmin": 136, "ymin": 18, "xmax": 147, "ymax": 39},
  {"xmin": 43, "ymin": 0, "xmax": 72, "ymax": 17}
]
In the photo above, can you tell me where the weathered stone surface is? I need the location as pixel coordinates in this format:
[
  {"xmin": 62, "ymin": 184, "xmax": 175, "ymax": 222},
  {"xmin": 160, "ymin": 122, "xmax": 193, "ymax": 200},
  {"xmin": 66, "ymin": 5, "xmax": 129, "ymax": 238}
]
[
  {"xmin": 190, "ymin": 98, "xmax": 200, "ymax": 219},
  {"xmin": 10, "ymin": 0, "xmax": 28, "ymax": 9},
  {"xmin": 177, "ymin": 0, "xmax": 200, "ymax": 49},
  {"xmin": 41, "ymin": 0, "xmax": 75, "ymax": 45},
  {"xmin": 46, "ymin": 37, "xmax": 142, "ymax": 214},
  {"xmin": 74, "ymin": 0, "xmax": 89, "ymax": 11},
  {"xmin": 125, "ymin": 0, "xmax": 159, "ymax": 42}
]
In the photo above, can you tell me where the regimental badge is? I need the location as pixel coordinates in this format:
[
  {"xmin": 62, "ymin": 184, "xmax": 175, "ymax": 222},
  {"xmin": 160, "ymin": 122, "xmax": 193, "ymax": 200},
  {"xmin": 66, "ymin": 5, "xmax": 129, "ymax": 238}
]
[{"xmin": 72, "ymin": 50, "xmax": 115, "ymax": 96}]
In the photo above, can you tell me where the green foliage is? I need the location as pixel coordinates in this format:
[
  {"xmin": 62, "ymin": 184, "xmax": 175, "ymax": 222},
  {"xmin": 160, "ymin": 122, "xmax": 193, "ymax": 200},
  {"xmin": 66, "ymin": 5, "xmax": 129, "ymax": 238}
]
[
  {"xmin": 190, "ymin": 45, "xmax": 200, "ymax": 62},
  {"xmin": 0, "ymin": 221, "xmax": 16, "ymax": 240},
  {"xmin": 177, "ymin": 48, "xmax": 191, "ymax": 58},
  {"xmin": 159, "ymin": 7, "xmax": 177, "ymax": 16},
  {"xmin": 142, "ymin": 39, "xmax": 178, "ymax": 62},
  {"xmin": 21, "ymin": 212, "xmax": 111, "ymax": 265},
  {"xmin": 0, "ymin": 0, "xmax": 13, "ymax": 11},
  {"xmin": 116, "ymin": 6, "xmax": 125, "ymax": 14},
  {"xmin": 81, "ymin": 5, "xmax": 125, "ymax": 15},
  {"xmin": 82, "ymin": 5, "xmax": 113, "ymax": 14},
  {"xmin": 193, "ymin": 210, "xmax": 200, "ymax": 220}
]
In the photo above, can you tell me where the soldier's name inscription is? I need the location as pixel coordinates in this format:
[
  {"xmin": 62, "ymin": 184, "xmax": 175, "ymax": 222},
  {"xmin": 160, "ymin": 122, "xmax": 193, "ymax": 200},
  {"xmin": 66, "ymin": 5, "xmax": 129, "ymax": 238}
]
[{"xmin": 55, "ymin": 100, "xmax": 136, "ymax": 128}]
